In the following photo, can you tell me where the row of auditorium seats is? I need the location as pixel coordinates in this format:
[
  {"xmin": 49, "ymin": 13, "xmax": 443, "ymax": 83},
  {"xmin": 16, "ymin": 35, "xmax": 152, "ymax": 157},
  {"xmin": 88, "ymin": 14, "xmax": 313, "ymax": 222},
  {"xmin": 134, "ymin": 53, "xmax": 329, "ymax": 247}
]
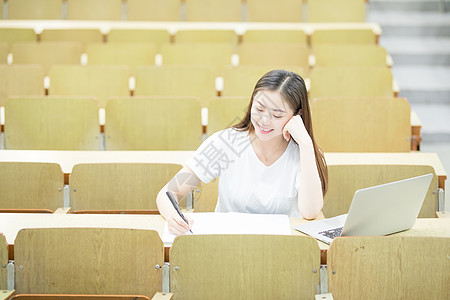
[
  {"xmin": 0, "ymin": 161, "xmax": 440, "ymax": 218},
  {"xmin": 0, "ymin": 0, "xmax": 367, "ymax": 23},
  {"xmin": 0, "ymin": 65, "xmax": 396, "ymax": 107},
  {"xmin": 1, "ymin": 229, "xmax": 447, "ymax": 299},
  {"xmin": 0, "ymin": 27, "xmax": 379, "ymax": 48},
  {"xmin": 1, "ymin": 96, "xmax": 412, "ymax": 152},
  {"xmin": 0, "ymin": 42, "xmax": 390, "ymax": 75}
]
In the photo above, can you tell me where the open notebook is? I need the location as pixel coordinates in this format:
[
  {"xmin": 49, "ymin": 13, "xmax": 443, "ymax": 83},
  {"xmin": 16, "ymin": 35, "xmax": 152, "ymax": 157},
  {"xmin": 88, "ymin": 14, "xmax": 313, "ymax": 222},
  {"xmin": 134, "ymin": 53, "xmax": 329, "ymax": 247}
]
[{"xmin": 163, "ymin": 212, "xmax": 292, "ymax": 244}]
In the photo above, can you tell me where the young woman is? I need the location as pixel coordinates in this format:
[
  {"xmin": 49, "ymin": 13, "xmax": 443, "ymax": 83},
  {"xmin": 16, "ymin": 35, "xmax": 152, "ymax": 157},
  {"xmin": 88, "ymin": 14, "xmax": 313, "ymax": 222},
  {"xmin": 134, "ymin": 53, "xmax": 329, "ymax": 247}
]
[{"xmin": 157, "ymin": 69, "xmax": 328, "ymax": 235}]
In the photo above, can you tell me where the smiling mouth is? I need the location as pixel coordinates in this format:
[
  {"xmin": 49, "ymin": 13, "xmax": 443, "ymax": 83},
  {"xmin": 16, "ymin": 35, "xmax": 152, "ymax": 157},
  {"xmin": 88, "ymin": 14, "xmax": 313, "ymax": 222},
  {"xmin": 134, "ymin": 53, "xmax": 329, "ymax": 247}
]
[{"xmin": 258, "ymin": 124, "xmax": 273, "ymax": 134}]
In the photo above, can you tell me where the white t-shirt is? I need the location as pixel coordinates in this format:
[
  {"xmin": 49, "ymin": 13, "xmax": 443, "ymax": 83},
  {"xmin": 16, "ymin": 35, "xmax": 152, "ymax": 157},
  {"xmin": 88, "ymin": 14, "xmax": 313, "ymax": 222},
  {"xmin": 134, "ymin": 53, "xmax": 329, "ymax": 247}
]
[{"xmin": 186, "ymin": 128, "xmax": 302, "ymax": 218}]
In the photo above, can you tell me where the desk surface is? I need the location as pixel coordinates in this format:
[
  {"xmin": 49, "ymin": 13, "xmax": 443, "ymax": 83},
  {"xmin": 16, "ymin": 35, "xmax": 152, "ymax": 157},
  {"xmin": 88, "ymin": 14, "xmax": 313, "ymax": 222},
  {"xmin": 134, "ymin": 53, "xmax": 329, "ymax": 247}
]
[
  {"xmin": 1, "ymin": 213, "xmax": 448, "ymax": 252},
  {"xmin": 0, "ymin": 20, "xmax": 382, "ymax": 35},
  {"xmin": 0, "ymin": 150, "xmax": 446, "ymax": 188}
]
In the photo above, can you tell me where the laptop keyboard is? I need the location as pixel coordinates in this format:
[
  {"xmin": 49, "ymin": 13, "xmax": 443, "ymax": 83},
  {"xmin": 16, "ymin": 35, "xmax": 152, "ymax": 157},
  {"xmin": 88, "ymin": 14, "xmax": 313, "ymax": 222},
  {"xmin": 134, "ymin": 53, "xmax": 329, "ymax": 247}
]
[{"xmin": 319, "ymin": 227, "xmax": 343, "ymax": 239}]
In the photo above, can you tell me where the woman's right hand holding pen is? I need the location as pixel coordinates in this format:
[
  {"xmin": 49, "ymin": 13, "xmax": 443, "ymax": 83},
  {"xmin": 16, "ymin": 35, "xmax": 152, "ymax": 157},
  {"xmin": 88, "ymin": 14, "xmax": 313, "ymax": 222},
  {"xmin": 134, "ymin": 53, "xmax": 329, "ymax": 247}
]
[{"xmin": 167, "ymin": 210, "xmax": 194, "ymax": 235}]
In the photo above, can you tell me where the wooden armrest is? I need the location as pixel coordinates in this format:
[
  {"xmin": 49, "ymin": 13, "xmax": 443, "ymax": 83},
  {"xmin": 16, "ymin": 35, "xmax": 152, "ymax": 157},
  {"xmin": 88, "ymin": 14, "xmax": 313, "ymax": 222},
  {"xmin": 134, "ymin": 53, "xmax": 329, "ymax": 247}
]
[
  {"xmin": 0, "ymin": 290, "xmax": 15, "ymax": 300},
  {"xmin": 54, "ymin": 207, "xmax": 71, "ymax": 214},
  {"xmin": 151, "ymin": 293, "xmax": 173, "ymax": 300},
  {"xmin": 315, "ymin": 293, "xmax": 334, "ymax": 300}
]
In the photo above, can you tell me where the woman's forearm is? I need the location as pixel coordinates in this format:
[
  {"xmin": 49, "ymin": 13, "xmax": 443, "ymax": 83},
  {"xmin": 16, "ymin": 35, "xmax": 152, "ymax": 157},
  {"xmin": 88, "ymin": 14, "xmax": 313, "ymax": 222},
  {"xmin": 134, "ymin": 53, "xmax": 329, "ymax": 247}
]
[{"xmin": 297, "ymin": 144, "xmax": 324, "ymax": 219}]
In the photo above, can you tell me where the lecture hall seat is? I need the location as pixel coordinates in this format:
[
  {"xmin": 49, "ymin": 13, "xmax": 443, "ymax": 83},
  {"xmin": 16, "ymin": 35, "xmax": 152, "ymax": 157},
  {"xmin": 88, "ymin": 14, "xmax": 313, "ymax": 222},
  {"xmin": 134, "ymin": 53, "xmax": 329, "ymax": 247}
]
[
  {"xmin": 41, "ymin": 29, "xmax": 103, "ymax": 51},
  {"xmin": 4, "ymin": 96, "xmax": 101, "ymax": 150},
  {"xmin": 86, "ymin": 43, "xmax": 157, "ymax": 75},
  {"xmin": 48, "ymin": 65, "xmax": 130, "ymax": 108},
  {"xmin": 13, "ymin": 228, "xmax": 164, "ymax": 298},
  {"xmin": 11, "ymin": 41, "xmax": 83, "ymax": 75},
  {"xmin": 104, "ymin": 96, "xmax": 202, "ymax": 151},
  {"xmin": 170, "ymin": 235, "xmax": 321, "ymax": 299},
  {"xmin": 0, "ymin": 28, "xmax": 36, "ymax": 52},
  {"xmin": 246, "ymin": 0, "xmax": 303, "ymax": 22},
  {"xmin": 324, "ymin": 164, "xmax": 440, "ymax": 218},
  {"xmin": 307, "ymin": 0, "xmax": 366, "ymax": 23},
  {"xmin": 310, "ymin": 97, "xmax": 411, "ymax": 152},
  {"xmin": 69, "ymin": 163, "xmax": 183, "ymax": 214},
  {"xmin": 7, "ymin": 0, "xmax": 63, "ymax": 20},
  {"xmin": 174, "ymin": 30, "xmax": 238, "ymax": 45},
  {"xmin": 0, "ymin": 162, "xmax": 64, "ymax": 213},
  {"xmin": 309, "ymin": 67, "xmax": 395, "ymax": 99},
  {"xmin": 134, "ymin": 65, "xmax": 216, "ymax": 106},
  {"xmin": 127, "ymin": 0, "xmax": 180, "ymax": 21},
  {"xmin": 241, "ymin": 29, "xmax": 307, "ymax": 44},
  {"xmin": 160, "ymin": 43, "xmax": 235, "ymax": 75},
  {"xmin": 310, "ymin": 28, "xmax": 378, "ymax": 46},
  {"xmin": 0, "ymin": 65, "xmax": 45, "ymax": 107},
  {"xmin": 0, "ymin": 233, "xmax": 7, "ymax": 290},
  {"xmin": 327, "ymin": 236, "xmax": 450, "ymax": 299},
  {"xmin": 185, "ymin": 0, "xmax": 242, "ymax": 22},
  {"xmin": 66, "ymin": 0, "xmax": 122, "ymax": 20},
  {"xmin": 237, "ymin": 43, "xmax": 310, "ymax": 70},
  {"xmin": 107, "ymin": 29, "xmax": 170, "ymax": 51}
]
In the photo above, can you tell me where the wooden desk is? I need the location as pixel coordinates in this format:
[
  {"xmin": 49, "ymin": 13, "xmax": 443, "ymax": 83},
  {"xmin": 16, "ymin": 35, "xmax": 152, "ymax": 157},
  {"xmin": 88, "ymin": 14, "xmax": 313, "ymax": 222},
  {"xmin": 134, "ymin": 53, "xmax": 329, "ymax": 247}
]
[
  {"xmin": 0, "ymin": 151, "xmax": 447, "ymax": 189},
  {"xmin": 1, "ymin": 213, "xmax": 448, "ymax": 265},
  {"xmin": 0, "ymin": 20, "xmax": 382, "ymax": 37}
]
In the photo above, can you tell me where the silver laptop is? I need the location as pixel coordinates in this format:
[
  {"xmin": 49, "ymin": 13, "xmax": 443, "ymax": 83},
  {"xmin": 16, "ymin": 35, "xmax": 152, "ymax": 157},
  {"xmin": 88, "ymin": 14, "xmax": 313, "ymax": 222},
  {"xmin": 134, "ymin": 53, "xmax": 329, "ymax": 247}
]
[{"xmin": 295, "ymin": 174, "xmax": 433, "ymax": 244}]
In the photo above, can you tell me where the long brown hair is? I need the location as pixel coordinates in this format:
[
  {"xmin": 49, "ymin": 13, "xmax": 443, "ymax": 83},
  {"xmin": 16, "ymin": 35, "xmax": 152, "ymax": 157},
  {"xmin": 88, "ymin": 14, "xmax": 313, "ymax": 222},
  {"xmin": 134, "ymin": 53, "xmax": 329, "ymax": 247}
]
[{"xmin": 233, "ymin": 69, "xmax": 328, "ymax": 196}]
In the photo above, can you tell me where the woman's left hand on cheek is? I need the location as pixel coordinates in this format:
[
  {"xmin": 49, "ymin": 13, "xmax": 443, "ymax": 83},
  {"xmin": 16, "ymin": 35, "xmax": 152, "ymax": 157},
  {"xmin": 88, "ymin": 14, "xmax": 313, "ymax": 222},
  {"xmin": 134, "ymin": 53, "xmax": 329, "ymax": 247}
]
[{"xmin": 282, "ymin": 115, "xmax": 313, "ymax": 148}]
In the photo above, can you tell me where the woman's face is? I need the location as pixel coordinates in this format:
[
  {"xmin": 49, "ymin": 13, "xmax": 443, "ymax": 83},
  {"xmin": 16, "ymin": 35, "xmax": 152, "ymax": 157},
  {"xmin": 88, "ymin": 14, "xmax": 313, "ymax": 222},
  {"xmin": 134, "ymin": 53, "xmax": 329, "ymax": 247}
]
[{"xmin": 250, "ymin": 90, "xmax": 294, "ymax": 141}]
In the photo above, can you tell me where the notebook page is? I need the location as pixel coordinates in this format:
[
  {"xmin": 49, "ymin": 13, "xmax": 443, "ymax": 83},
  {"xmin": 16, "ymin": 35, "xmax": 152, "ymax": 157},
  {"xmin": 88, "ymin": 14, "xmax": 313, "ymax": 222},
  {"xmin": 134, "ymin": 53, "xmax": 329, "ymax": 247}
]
[{"xmin": 163, "ymin": 212, "xmax": 291, "ymax": 244}]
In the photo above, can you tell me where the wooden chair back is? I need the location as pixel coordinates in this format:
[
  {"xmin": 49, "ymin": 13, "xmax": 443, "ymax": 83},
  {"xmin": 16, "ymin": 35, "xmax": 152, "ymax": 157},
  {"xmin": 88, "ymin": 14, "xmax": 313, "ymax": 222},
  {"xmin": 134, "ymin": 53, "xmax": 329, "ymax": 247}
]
[
  {"xmin": 107, "ymin": 30, "xmax": 170, "ymax": 51},
  {"xmin": 14, "ymin": 228, "xmax": 164, "ymax": 298},
  {"xmin": 127, "ymin": 0, "xmax": 180, "ymax": 21},
  {"xmin": 175, "ymin": 30, "xmax": 238, "ymax": 45},
  {"xmin": 41, "ymin": 29, "xmax": 103, "ymax": 51},
  {"xmin": 66, "ymin": 0, "xmax": 122, "ymax": 20},
  {"xmin": 86, "ymin": 43, "xmax": 157, "ymax": 75},
  {"xmin": 0, "ymin": 162, "xmax": 64, "ymax": 212},
  {"xmin": 311, "ymin": 28, "xmax": 377, "ymax": 45},
  {"xmin": 242, "ymin": 29, "xmax": 307, "ymax": 44},
  {"xmin": 8, "ymin": 0, "xmax": 62, "ymax": 20},
  {"xmin": 221, "ymin": 65, "xmax": 306, "ymax": 97},
  {"xmin": 5, "ymin": 96, "xmax": 100, "ymax": 150},
  {"xmin": 192, "ymin": 179, "xmax": 219, "ymax": 212},
  {"xmin": 48, "ymin": 65, "xmax": 130, "ymax": 107},
  {"xmin": 307, "ymin": 0, "xmax": 366, "ymax": 22},
  {"xmin": 11, "ymin": 41, "xmax": 83, "ymax": 74},
  {"xmin": 324, "ymin": 164, "xmax": 439, "ymax": 218},
  {"xmin": 185, "ymin": 0, "xmax": 242, "ymax": 22},
  {"xmin": 105, "ymin": 96, "xmax": 202, "ymax": 150},
  {"xmin": 206, "ymin": 96, "xmax": 249, "ymax": 136},
  {"xmin": 0, "ymin": 233, "xmax": 7, "ymax": 289},
  {"xmin": 0, "ymin": 28, "xmax": 36, "ymax": 51},
  {"xmin": 328, "ymin": 236, "xmax": 450, "ymax": 299},
  {"xmin": 170, "ymin": 235, "xmax": 321, "ymax": 299},
  {"xmin": 246, "ymin": 0, "xmax": 303, "ymax": 22},
  {"xmin": 160, "ymin": 43, "xmax": 234, "ymax": 74},
  {"xmin": 69, "ymin": 163, "xmax": 183, "ymax": 213},
  {"xmin": 0, "ymin": 65, "xmax": 45, "ymax": 106},
  {"xmin": 313, "ymin": 45, "xmax": 388, "ymax": 67},
  {"xmin": 311, "ymin": 97, "xmax": 411, "ymax": 152},
  {"xmin": 134, "ymin": 66, "xmax": 216, "ymax": 106},
  {"xmin": 237, "ymin": 43, "xmax": 310, "ymax": 69},
  {"xmin": 309, "ymin": 67, "xmax": 394, "ymax": 99}
]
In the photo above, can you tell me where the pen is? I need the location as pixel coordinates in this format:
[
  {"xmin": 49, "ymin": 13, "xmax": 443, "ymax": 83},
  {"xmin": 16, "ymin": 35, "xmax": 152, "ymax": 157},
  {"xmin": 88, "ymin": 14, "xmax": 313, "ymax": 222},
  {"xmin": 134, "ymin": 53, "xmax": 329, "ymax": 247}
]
[{"xmin": 166, "ymin": 191, "xmax": 193, "ymax": 234}]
